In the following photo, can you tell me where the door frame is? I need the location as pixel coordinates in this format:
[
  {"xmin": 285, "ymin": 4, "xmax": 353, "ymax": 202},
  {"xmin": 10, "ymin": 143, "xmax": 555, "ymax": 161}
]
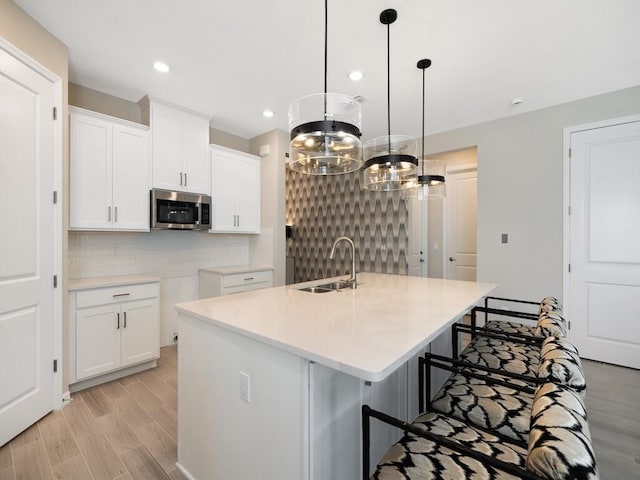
[
  {"xmin": 443, "ymin": 163, "xmax": 477, "ymax": 280},
  {"xmin": 562, "ymin": 113, "xmax": 640, "ymax": 335},
  {"xmin": 0, "ymin": 37, "xmax": 64, "ymax": 408}
]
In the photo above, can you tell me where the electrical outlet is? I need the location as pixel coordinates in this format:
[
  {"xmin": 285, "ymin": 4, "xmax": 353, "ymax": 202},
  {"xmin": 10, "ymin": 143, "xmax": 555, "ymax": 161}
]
[{"xmin": 240, "ymin": 371, "xmax": 250, "ymax": 403}]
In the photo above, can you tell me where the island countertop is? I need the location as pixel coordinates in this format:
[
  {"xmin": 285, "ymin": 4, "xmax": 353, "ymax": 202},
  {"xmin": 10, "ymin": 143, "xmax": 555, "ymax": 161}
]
[{"xmin": 176, "ymin": 272, "xmax": 496, "ymax": 382}]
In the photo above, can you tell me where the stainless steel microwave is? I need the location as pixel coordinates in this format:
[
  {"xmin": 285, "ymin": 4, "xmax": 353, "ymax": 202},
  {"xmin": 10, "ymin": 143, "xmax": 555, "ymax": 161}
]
[{"xmin": 150, "ymin": 189, "xmax": 211, "ymax": 230}]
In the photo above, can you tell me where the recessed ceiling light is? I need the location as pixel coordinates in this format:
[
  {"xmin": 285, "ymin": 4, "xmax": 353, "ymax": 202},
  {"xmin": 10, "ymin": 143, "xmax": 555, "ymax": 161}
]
[
  {"xmin": 153, "ymin": 61, "xmax": 170, "ymax": 73},
  {"xmin": 262, "ymin": 110, "xmax": 274, "ymax": 118},
  {"xmin": 348, "ymin": 70, "xmax": 364, "ymax": 82}
]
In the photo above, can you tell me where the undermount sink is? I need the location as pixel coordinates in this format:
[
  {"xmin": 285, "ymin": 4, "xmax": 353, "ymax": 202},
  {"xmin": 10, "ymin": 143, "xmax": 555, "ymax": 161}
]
[
  {"xmin": 297, "ymin": 280, "xmax": 354, "ymax": 293},
  {"xmin": 298, "ymin": 286, "xmax": 336, "ymax": 293}
]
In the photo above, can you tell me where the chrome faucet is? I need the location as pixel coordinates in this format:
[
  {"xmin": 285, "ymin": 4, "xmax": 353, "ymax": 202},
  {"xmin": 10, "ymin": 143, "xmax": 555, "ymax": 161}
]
[{"xmin": 329, "ymin": 236, "xmax": 357, "ymax": 289}]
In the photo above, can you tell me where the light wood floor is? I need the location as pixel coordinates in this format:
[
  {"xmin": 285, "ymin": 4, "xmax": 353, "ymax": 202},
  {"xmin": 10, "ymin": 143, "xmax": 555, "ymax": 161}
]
[
  {"xmin": 0, "ymin": 346, "xmax": 182, "ymax": 480},
  {"xmin": 581, "ymin": 359, "xmax": 640, "ymax": 479},
  {"xmin": 1, "ymin": 347, "xmax": 638, "ymax": 479}
]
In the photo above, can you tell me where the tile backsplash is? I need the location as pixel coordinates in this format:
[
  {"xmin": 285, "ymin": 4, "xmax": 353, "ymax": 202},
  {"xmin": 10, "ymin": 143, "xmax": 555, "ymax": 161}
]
[
  {"xmin": 68, "ymin": 230, "xmax": 250, "ymax": 279},
  {"xmin": 286, "ymin": 169, "xmax": 408, "ymax": 283}
]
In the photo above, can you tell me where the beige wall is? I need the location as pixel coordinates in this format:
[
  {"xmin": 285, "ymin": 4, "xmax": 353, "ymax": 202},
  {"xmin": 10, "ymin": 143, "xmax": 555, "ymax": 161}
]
[
  {"xmin": 69, "ymin": 82, "xmax": 250, "ymax": 152},
  {"xmin": 211, "ymin": 128, "xmax": 250, "ymax": 153},
  {"xmin": 249, "ymin": 129, "xmax": 288, "ymax": 286},
  {"xmin": 422, "ymin": 85, "xmax": 640, "ymax": 303},
  {"xmin": 1, "ymin": 0, "xmax": 70, "ymax": 389},
  {"xmin": 69, "ymin": 82, "xmax": 141, "ymax": 123}
]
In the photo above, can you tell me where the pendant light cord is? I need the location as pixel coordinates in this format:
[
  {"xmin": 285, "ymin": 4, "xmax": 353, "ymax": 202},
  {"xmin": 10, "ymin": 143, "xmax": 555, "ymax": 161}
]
[
  {"xmin": 323, "ymin": 0, "xmax": 328, "ymax": 118},
  {"xmin": 387, "ymin": 21, "xmax": 391, "ymax": 151},
  {"xmin": 421, "ymin": 66, "xmax": 425, "ymax": 175}
]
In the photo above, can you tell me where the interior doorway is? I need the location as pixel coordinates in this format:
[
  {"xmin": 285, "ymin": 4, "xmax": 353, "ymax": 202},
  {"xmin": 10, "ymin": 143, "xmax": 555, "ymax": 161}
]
[{"xmin": 408, "ymin": 147, "xmax": 478, "ymax": 279}]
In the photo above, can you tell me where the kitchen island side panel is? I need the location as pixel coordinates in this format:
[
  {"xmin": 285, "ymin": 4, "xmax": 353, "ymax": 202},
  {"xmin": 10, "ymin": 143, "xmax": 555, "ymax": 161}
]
[{"xmin": 177, "ymin": 313, "xmax": 308, "ymax": 480}]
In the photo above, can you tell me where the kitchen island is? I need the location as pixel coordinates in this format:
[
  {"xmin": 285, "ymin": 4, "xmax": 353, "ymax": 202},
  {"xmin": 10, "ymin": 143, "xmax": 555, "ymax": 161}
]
[{"xmin": 175, "ymin": 272, "xmax": 495, "ymax": 479}]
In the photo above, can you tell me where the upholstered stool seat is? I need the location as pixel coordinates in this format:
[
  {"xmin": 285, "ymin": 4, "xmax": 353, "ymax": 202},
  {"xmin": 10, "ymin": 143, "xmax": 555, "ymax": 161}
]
[
  {"xmin": 479, "ymin": 297, "xmax": 563, "ymax": 338},
  {"xmin": 429, "ymin": 372, "xmax": 535, "ymax": 444},
  {"xmin": 365, "ymin": 383, "xmax": 599, "ymax": 480},
  {"xmin": 372, "ymin": 410, "xmax": 528, "ymax": 479},
  {"xmin": 458, "ymin": 334, "xmax": 541, "ymax": 377}
]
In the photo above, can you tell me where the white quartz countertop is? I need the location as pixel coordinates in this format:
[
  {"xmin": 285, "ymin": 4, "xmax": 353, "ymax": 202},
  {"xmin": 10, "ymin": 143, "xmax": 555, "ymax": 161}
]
[
  {"xmin": 68, "ymin": 274, "xmax": 161, "ymax": 291},
  {"xmin": 176, "ymin": 272, "xmax": 496, "ymax": 382},
  {"xmin": 199, "ymin": 265, "xmax": 274, "ymax": 275}
]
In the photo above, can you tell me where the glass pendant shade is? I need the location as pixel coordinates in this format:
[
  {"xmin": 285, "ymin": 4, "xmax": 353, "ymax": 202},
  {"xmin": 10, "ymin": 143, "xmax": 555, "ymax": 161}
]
[
  {"xmin": 288, "ymin": 93, "xmax": 363, "ymax": 174},
  {"xmin": 363, "ymin": 135, "xmax": 418, "ymax": 191},
  {"xmin": 417, "ymin": 159, "xmax": 446, "ymax": 199}
]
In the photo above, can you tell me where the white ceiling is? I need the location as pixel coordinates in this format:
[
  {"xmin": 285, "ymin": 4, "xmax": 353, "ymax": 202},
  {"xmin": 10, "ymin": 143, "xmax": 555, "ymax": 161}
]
[{"xmin": 13, "ymin": 0, "xmax": 640, "ymax": 141}]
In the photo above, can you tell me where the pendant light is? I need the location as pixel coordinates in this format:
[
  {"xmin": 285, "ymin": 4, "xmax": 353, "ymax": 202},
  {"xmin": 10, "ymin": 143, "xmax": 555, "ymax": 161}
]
[
  {"xmin": 287, "ymin": 0, "xmax": 363, "ymax": 175},
  {"xmin": 363, "ymin": 9, "xmax": 418, "ymax": 191},
  {"xmin": 415, "ymin": 58, "xmax": 446, "ymax": 199}
]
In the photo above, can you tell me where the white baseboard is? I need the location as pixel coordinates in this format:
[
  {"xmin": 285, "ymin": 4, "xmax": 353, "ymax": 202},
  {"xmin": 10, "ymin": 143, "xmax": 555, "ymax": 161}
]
[
  {"xmin": 175, "ymin": 462, "xmax": 196, "ymax": 480},
  {"xmin": 69, "ymin": 359, "xmax": 158, "ymax": 393}
]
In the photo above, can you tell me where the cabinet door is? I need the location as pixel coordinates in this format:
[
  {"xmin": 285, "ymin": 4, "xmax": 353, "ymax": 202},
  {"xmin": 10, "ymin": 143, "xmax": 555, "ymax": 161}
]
[
  {"xmin": 121, "ymin": 298, "xmax": 159, "ymax": 367},
  {"xmin": 112, "ymin": 124, "xmax": 150, "ymax": 231},
  {"xmin": 76, "ymin": 304, "xmax": 121, "ymax": 380},
  {"xmin": 70, "ymin": 113, "xmax": 113, "ymax": 230},
  {"xmin": 151, "ymin": 106, "xmax": 183, "ymax": 191},
  {"xmin": 234, "ymin": 155, "xmax": 261, "ymax": 233},
  {"xmin": 182, "ymin": 115, "xmax": 210, "ymax": 194},
  {"xmin": 210, "ymin": 148, "xmax": 239, "ymax": 231}
]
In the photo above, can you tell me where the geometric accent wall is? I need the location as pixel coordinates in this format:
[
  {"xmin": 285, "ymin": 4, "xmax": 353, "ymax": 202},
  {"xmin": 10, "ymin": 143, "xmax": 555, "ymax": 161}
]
[{"xmin": 286, "ymin": 168, "xmax": 408, "ymax": 283}]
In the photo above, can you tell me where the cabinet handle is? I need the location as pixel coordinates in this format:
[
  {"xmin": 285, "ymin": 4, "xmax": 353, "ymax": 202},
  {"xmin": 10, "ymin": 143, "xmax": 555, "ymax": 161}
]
[
  {"xmin": 108, "ymin": 206, "xmax": 111, "ymax": 222},
  {"xmin": 237, "ymin": 215, "xmax": 240, "ymax": 227},
  {"xmin": 114, "ymin": 206, "xmax": 118, "ymax": 222},
  {"xmin": 244, "ymin": 277, "xmax": 254, "ymax": 281},
  {"xmin": 123, "ymin": 311, "xmax": 127, "ymax": 328},
  {"xmin": 184, "ymin": 173, "xmax": 188, "ymax": 186},
  {"xmin": 117, "ymin": 312, "xmax": 120, "ymax": 329},
  {"xmin": 112, "ymin": 293, "xmax": 130, "ymax": 298},
  {"xmin": 180, "ymin": 172, "xmax": 183, "ymax": 186}
]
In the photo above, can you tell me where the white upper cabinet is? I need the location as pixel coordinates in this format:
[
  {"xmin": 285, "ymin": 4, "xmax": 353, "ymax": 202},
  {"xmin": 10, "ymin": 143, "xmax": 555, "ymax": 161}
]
[
  {"xmin": 210, "ymin": 145, "xmax": 261, "ymax": 234},
  {"xmin": 139, "ymin": 96, "xmax": 210, "ymax": 194},
  {"xmin": 70, "ymin": 107, "xmax": 150, "ymax": 231}
]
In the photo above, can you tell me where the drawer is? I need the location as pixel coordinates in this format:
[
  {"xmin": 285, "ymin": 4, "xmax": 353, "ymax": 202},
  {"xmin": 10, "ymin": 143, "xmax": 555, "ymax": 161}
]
[
  {"xmin": 223, "ymin": 279, "xmax": 273, "ymax": 296},
  {"xmin": 223, "ymin": 270, "xmax": 272, "ymax": 288},
  {"xmin": 76, "ymin": 282, "xmax": 159, "ymax": 309}
]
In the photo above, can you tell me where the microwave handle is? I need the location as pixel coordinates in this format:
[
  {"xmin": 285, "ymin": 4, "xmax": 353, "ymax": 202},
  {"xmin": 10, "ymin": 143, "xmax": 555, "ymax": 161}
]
[{"xmin": 196, "ymin": 203, "xmax": 201, "ymax": 225}]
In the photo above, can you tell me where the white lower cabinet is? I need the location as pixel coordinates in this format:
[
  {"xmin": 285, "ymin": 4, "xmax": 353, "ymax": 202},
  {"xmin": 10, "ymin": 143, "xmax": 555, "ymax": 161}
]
[
  {"xmin": 199, "ymin": 267, "xmax": 273, "ymax": 298},
  {"xmin": 71, "ymin": 279, "xmax": 160, "ymax": 385}
]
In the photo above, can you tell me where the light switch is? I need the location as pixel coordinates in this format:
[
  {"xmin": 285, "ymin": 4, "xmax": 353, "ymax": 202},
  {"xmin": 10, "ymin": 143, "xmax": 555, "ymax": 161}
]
[
  {"xmin": 240, "ymin": 371, "xmax": 251, "ymax": 403},
  {"xmin": 501, "ymin": 233, "xmax": 508, "ymax": 244}
]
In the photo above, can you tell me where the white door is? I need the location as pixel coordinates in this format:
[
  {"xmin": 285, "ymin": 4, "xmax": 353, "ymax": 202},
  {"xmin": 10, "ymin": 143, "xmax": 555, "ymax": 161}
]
[
  {"xmin": 76, "ymin": 304, "xmax": 121, "ymax": 380},
  {"xmin": 0, "ymin": 45, "xmax": 57, "ymax": 445},
  {"xmin": 211, "ymin": 147, "xmax": 240, "ymax": 231},
  {"xmin": 121, "ymin": 299, "xmax": 159, "ymax": 367},
  {"xmin": 568, "ymin": 119, "xmax": 640, "ymax": 368},
  {"xmin": 182, "ymin": 115, "xmax": 209, "ymax": 194},
  {"xmin": 151, "ymin": 105, "xmax": 183, "ymax": 191},
  {"xmin": 112, "ymin": 123, "xmax": 150, "ymax": 230},
  {"xmin": 234, "ymin": 155, "xmax": 260, "ymax": 233},
  {"xmin": 445, "ymin": 170, "xmax": 477, "ymax": 281},
  {"xmin": 407, "ymin": 195, "xmax": 427, "ymax": 277},
  {"xmin": 70, "ymin": 112, "xmax": 112, "ymax": 229}
]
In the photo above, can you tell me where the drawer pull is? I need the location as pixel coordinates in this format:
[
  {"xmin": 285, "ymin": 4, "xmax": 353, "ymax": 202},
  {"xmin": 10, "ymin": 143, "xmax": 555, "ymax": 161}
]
[
  {"xmin": 112, "ymin": 293, "xmax": 130, "ymax": 298},
  {"xmin": 244, "ymin": 277, "xmax": 254, "ymax": 281}
]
